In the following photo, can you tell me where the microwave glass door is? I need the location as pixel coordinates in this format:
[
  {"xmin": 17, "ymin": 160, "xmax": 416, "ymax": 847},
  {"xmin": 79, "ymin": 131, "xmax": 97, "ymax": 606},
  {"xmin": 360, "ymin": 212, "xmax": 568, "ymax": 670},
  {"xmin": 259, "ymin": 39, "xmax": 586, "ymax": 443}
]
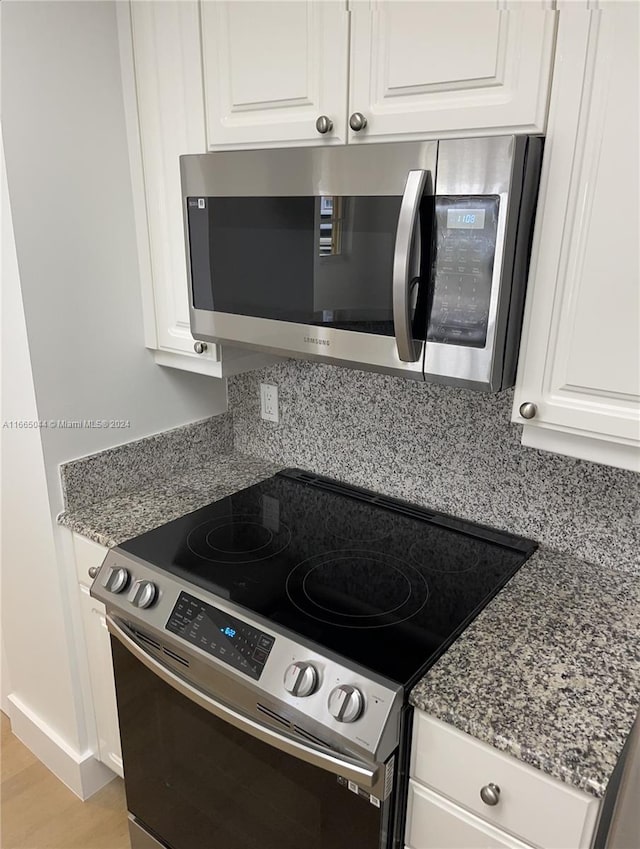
[{"xmin": 187, "ymin": 195, "xmax": 432, "ymax": 340}]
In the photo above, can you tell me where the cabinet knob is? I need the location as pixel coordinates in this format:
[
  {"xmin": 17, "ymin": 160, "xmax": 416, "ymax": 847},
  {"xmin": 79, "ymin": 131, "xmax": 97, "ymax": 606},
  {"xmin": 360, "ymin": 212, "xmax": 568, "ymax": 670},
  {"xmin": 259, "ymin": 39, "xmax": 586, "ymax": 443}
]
[
  {"xmin": 193, "ymin": 341, "xmax": 208, "ymax": 355},
  {"xmin": 315, "ymin": 115, "xmax": 333, "ymax": 135},
  {"xmin": 480, "ymin": 783, "xmax": 501, "ymax": 806},
  {"xmin": 519, "ymin": 401, "xmax": 537, "ymax": 420},
  {"xmin": 349, "ymin": 112, "xmax": 368, "ymax": 132},
  {"xmin": 88, "ymin": 566, "xmax": 99, "ymax": 579}
]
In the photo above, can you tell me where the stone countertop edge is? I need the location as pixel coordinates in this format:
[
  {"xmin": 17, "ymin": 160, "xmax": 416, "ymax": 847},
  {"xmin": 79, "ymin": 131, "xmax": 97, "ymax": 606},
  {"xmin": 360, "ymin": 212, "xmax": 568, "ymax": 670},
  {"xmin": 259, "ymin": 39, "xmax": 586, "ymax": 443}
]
[{"xmin": 409, "ymin": 546, "xmax": 640, "ymax": 799}]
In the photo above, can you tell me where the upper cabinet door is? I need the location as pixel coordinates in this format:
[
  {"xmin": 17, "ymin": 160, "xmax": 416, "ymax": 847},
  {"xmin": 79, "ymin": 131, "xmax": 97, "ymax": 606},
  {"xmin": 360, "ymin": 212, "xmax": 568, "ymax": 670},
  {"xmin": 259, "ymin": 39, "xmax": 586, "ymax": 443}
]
[
  {"xmin": 513, "ymin": 3, "xmax": 640, "ymax": 471},
  {"xmin": 348, "ymin": 1, "xmax": 557, "ymax": 143},
  {"xmin": 127, "ymin": 0, "xmax": 222, "ymax": 371},
  {"xmin": 201, "ymin": 1, "xmax": 349, "ymax": 149}
]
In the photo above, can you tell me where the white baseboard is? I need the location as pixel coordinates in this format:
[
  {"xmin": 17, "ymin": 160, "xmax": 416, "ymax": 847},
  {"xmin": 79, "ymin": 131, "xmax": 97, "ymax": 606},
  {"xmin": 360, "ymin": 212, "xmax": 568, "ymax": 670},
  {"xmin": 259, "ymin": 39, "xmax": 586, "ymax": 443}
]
[{"xmin": 7, "ymin": 693, "xmax": 117, "ymax": 800}]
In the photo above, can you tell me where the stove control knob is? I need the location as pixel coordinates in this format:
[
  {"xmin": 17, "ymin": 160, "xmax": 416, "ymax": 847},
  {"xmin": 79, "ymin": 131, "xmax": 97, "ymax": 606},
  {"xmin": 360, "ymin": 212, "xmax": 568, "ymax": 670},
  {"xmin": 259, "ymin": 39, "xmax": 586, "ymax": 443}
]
[
  {"xmin": 132, "ymin": 580, "xmax": 157, "ymax": 609},
  {"xmin": 105, "ymin": 567, "xmax": 129, "ymax": 594},
  {"xmin": 328, "ymin": 685, "xmax": 364, "ymax": 723},
  {"xmin": 284, "ymin": 662, "xmax": 318, "ymax": 697}
]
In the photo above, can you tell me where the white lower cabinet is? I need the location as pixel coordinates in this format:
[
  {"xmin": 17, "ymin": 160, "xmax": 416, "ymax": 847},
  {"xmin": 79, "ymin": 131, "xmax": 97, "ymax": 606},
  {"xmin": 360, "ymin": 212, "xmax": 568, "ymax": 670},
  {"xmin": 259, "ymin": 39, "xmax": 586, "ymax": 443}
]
[
  {"xmin": 73, "ymin": 535, "xmax": 123, "ymax": 778},
  {"xmin": 408, "ymin": 712, "xmax": 601, "ymax": 849},
  {"xmin": 407, "ymin": 782, "xmax": 533, "ymax": 849}
]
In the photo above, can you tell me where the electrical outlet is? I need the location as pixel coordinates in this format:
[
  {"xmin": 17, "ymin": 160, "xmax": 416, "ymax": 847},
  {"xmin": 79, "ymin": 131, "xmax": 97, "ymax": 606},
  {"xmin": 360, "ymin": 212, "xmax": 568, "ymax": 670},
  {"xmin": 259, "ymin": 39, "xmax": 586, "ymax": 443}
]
[{"xmin": 260, "ymin": 383, "xmax": 279, "ymax": 423}]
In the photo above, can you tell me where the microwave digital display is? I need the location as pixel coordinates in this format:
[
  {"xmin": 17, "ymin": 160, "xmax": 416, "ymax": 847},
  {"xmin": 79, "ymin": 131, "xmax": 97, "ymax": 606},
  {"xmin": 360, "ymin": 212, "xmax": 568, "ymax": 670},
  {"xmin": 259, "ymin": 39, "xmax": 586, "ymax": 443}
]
[{"xmin": 446, "ymin": 209, "xmax": 486, "ymax": 230}]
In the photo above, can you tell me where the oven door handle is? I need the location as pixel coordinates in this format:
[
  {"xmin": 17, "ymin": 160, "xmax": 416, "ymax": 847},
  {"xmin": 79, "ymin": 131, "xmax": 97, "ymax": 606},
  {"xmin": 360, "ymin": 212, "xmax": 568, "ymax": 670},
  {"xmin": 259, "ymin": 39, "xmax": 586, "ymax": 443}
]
[
  {"xmin": 107, "ymin": 615, "xmax": 379, "ymax": 790},
  {"xmin": 393, "ymin": 169, "xmax": 429, "ymax": 363}
]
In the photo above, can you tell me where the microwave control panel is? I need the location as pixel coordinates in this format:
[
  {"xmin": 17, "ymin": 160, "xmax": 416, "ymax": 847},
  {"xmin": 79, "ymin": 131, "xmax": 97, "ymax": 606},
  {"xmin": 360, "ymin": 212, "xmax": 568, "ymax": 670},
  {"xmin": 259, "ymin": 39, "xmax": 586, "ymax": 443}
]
[{"xmin": 427, "ymin": 195, "xmax": 500, "ymax": 348}]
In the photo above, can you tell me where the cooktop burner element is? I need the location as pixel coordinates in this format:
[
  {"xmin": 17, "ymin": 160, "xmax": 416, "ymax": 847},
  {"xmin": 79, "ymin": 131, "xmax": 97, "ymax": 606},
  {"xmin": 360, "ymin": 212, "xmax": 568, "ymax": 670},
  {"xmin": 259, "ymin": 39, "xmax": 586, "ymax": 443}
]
[
  {"xmin": 115, "ymin": 468, "xmax": 537, "ymax": 687},
  {"xmin": 186, "ymin": 514, "xmax": 292, "ymax": 563},
  {"xmin": 286, "ymin": 550, "xmax": 429, "ymax": 628}
]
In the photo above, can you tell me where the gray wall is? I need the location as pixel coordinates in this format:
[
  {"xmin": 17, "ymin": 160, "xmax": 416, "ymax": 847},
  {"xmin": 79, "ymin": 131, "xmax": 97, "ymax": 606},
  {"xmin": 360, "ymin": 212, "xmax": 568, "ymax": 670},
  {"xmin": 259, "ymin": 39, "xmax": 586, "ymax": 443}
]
[
  {"xmin": 1, "ymin": 0, "xmax": 225, "ymax": 770},
  {"xmin": 1, "ymin": 0, "xmax": 226, "ymax": 521},
  {"xmin": 229, "ymin": 360, "xmax": 639, "ymax": 571}
]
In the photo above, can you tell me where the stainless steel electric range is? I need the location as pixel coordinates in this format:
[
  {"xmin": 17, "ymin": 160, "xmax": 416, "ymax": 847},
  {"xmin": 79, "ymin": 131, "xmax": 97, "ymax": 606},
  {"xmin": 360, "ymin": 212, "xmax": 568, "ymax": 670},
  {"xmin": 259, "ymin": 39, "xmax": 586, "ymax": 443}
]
[{"xmin": 90, "ymin": 469, "xmax": 537, "ymax": 849}]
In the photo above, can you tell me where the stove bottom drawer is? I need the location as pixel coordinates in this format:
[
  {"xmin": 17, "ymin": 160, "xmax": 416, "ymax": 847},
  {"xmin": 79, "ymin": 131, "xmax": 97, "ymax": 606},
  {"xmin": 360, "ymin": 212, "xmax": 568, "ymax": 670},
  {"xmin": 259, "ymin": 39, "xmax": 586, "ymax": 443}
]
[{"xmin": 410, "ymin": 712, "xmax": 601, "ymax": 849}]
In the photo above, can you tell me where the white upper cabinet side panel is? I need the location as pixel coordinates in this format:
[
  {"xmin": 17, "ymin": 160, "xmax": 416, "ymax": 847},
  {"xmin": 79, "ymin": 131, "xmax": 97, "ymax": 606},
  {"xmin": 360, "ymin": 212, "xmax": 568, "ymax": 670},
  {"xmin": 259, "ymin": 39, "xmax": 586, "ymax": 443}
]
[
  {"xmin": 129, "ymin": 1, "xmax": 219, "ymax": 364},
  {"xmin": 202, "ymin": 1, "xmax": 350, "ymax": 148},
  {"xmin": 348, "ymin": 1, "xmax": 557, "ymax": 142}
]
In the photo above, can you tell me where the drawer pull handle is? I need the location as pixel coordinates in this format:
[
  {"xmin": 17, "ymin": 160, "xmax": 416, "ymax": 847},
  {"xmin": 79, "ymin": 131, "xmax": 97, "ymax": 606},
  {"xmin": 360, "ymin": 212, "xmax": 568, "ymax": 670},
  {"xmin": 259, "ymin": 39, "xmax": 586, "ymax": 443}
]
[{"xmin": 480, "ymin": 783, "xmax": 501, "ymax": 806}]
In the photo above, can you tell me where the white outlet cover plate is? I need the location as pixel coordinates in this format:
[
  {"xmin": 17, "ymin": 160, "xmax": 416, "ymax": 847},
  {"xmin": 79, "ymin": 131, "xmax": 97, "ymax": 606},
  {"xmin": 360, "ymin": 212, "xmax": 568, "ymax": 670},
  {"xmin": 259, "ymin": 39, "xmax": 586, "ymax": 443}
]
[{"xmin": 260, "ymin": 383, "xmax": 279, "ymax": 423}]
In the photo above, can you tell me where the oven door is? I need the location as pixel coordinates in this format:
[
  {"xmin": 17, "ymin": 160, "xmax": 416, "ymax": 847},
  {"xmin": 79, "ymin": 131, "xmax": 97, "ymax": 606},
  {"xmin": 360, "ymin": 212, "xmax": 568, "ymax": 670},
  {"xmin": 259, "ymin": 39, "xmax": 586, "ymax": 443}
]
[{"xmin": 109, "ymin": 619, "xmax": 394, "ymax": 849}]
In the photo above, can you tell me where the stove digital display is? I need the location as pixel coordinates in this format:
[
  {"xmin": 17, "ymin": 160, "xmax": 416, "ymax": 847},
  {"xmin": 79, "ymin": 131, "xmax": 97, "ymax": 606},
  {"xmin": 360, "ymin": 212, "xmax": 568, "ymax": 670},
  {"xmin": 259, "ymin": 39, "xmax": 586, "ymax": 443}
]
[{"xmin": 166, "ymin": 592, "xmax": 274, "ymax": 680}]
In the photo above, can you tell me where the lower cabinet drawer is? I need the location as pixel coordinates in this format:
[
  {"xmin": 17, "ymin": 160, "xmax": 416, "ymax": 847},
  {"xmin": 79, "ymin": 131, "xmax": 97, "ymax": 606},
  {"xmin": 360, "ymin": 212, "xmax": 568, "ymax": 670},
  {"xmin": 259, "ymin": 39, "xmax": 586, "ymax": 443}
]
[
  {"xmin": 411, "ymin": 712, "xmax": 601, "ymax": 849},
  {"xmin": 406, "ymin": 781, "xmax": 534, "ymax": 849}
]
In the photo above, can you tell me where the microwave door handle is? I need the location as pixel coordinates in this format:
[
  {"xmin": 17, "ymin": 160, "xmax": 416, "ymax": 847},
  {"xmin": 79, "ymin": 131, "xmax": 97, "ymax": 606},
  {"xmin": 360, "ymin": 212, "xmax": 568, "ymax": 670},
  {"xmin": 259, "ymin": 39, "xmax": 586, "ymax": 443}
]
[
  {"xmin": 107, "ymin": 615, "xmax": 378, "ymax": 789},
  {"xmin": 393, "ymin": 170, "xmax": 428, "ymax": 362}
]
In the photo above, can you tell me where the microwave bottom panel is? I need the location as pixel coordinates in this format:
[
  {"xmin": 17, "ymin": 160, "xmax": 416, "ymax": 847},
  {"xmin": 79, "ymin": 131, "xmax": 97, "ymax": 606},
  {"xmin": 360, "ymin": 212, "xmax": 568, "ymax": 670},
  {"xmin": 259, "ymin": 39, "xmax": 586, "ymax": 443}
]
[{"xmin": 190, "ymin": 310, "xmax": 508, "ymax": 392}]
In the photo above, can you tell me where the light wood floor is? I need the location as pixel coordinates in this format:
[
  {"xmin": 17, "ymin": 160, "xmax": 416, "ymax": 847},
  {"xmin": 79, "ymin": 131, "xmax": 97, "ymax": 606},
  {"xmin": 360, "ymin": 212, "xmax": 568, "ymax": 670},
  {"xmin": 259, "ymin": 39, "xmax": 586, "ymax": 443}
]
[{"xmin": 1, "ymin": 712, "xmax": 130, "ymax": 849}]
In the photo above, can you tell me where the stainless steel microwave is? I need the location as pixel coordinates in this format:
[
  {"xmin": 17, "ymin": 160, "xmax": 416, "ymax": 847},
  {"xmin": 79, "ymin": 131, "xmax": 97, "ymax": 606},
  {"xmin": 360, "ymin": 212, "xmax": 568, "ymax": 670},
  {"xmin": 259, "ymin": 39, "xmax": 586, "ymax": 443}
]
[{"xmin": 180, "ymin": 136, "xmax": 542, "ymax": 391}]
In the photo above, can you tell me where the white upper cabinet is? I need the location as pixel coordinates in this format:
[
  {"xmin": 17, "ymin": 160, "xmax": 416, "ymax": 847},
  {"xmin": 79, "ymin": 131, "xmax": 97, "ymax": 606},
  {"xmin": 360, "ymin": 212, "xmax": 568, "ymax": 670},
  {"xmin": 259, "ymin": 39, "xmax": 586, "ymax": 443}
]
[
  {"xmin": 513, "ymin": 2, "xmax": 640, "ymax": 471},
  {"xmin": 201, "ymin": 1, "xmax": 556, "ymax": 151},
  {"xmin": 119, "ymin": 1, "xmax": 272, "ymax": 377},
  {"xmin": 125, "ymin": 1, "xmax": 221, "ymax": 374},
  {"xmin": 202, "ymin": 1, "xmax": 350, "ymax": 148},
  {"xmin": 348, "ymin": 1, "xmax": 557, "ymax": 143}
]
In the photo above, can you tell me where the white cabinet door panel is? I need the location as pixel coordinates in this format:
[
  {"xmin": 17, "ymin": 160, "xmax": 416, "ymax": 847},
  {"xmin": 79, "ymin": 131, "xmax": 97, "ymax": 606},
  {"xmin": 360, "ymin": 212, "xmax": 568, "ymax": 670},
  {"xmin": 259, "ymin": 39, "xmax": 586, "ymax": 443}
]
[
  {"xmin": 202, "ymin": 1, "xmax": 349, "ymax": 148},
  {"xmin": 349, "ymin": 1, "xmax": 557, "ymax": 143},
  {"xmin": 513, "ymin": 3, "xmax": 640, "ymax": 470},
  {"xmin": 126, "ymin": 1, "xmax": 222, "ymax": 369},
  {"xmin": 406, "ymin": 782, "xmax": 534, "ymax": 849},
  {"xmin": 411, "ymin": 713, "xmax": 600, "ymax": 849}
]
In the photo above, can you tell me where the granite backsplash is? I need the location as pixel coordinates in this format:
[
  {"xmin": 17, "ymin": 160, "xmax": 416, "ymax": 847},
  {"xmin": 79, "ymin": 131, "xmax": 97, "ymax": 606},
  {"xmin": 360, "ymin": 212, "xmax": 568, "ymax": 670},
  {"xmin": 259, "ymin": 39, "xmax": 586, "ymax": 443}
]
[
  {"xmin": 229, "ymin": 360, "xmax": 639, "ymax": 572},
  {"xmin": 61, "ymin": 414, "xmax": 234, "ymax": 512}
]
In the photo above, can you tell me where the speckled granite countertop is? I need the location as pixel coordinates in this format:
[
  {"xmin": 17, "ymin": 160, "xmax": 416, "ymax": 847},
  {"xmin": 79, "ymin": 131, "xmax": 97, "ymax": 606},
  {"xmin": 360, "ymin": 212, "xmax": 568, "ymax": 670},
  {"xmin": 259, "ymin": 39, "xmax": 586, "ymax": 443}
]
[
  {"xmin": 58, "ymin": 422, "xmax": 639, "ymax": 802},
  {"xmin": 410, "ymin": 546, "xmax": 640, "ymax": 798},
  {"xmin": 58, "ymin": 452, "xmax": 282, "ymax": 547}
]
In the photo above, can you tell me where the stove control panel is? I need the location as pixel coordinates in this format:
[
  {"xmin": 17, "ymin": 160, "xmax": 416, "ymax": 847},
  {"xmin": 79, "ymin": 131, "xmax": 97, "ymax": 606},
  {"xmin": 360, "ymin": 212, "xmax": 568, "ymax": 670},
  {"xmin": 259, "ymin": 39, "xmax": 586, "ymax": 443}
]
[{"xmin": 166, "ymin": 592, "xmax": 275, "ymax": 681}]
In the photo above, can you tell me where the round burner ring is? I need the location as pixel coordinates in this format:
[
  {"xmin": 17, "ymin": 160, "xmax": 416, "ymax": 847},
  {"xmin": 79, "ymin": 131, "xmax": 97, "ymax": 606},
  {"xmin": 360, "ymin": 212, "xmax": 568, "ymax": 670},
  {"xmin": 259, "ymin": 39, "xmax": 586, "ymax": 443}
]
[
  {"xmin": 187, "ymin": 514, "xmax": 291, "ymax": 564},
  {"xmin": 286, "ymin": 549, "xmax": 428, "ymax": 629},
  {"xmin": 205, "ymin": 521, "xmax": 273, "ymax": 554},
  {"xmin": 301, "ymin": 556, "xmax": 413, "ymax": 618}
]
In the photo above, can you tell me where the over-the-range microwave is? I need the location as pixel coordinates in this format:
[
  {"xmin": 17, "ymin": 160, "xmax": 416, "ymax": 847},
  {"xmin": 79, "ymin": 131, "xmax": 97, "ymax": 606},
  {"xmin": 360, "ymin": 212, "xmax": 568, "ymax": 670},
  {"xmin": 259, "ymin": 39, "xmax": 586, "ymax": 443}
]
[{"xmin": 180, "ymin": 136, "xmax": 542, "ymax": 391}]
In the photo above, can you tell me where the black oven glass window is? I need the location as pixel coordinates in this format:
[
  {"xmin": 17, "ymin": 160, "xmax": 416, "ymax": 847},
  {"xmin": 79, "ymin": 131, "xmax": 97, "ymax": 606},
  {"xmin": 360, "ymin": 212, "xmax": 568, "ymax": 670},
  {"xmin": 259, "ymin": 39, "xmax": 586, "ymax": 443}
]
[{"xmin": 112, "ymin": 638, "xmax": 386, "ymax": 849}]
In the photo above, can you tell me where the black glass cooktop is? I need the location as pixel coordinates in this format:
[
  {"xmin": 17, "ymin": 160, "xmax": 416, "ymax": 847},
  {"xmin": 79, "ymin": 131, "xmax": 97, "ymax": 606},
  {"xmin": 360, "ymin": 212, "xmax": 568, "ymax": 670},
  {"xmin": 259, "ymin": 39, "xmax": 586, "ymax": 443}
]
[{"xmin": 119, "ymin": 469, "xmax": 537, "ymax": 688}]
